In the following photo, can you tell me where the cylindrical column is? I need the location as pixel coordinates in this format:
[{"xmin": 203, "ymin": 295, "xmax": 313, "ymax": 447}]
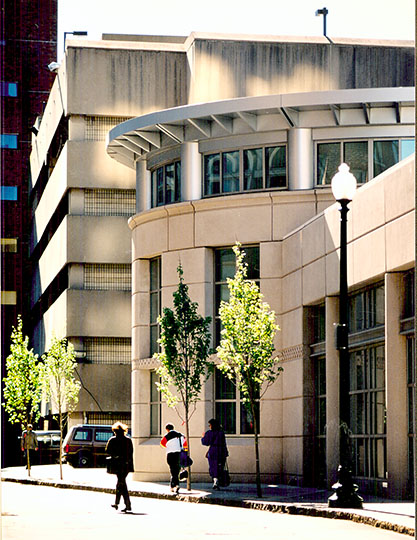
[
  {"xmin": 181, "ymin": 142, "xmax": 201, "ymax": 201},
  {"xmin": 288, "ymin": 128, "xmax": 313, "ymax": 190},
  {"xmin": 136, "ymin": 159, "xmax": 151, "ymax": 213}
]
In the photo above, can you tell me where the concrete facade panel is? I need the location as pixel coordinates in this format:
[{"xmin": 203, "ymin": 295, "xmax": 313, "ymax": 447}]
[
  {"xmin": 66, "ymin": 289, "xmax": 131, "ymax": 337},
  {"xmin": 76, "ymin": 364, "xmax": 131, "ymax": 411},
  {"xmin": 67, "ymin": 141, "xmax": 135, "ymax": 189},
  {"xmin": 67, "ymin": 216, "xmax": 131, "ymax": 263},
  {"xmin": 66, "ymin": 46, "xmax": 187, "ymax": 116},
  {"xmin": 32, "ymin": 145, "xmax": 68, "ymax": 242},
  {"xmin": 37, "ymin": 220, "xmax": 68, "ymax": 295}
]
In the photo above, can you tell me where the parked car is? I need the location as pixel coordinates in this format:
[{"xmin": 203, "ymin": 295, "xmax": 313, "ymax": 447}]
[
  {"xmin": 62, "ymin": 424, "xmax": 130, "ymax": 468},
  {"xmin": 37, "ymin": 430, "xmax": 61, "ymax": 464}
]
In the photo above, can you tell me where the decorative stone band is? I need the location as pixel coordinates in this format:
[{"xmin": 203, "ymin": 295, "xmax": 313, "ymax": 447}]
[
  {"xmin": 133, "ymin": 357, "xmax": 160, "ymax": 369},
  {"xmin": 133, "ymin": 345, "xmax": 308, "ymax": 368},
  {"xmin": 275, "ymin": 344, "xmax": 309, "ymax": 363}
]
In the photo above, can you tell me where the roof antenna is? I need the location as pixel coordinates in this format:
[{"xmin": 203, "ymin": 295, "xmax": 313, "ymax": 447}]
[{"xmin": 315, "ymin": 7, "xmax": 332, "ymax": 43}]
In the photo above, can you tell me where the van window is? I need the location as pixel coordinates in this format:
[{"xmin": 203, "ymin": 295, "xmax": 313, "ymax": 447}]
[
  {"xmin": 95, "ymin": 430, "xmax": 113, "ymax": 442},
  {"xmin": 74, "ymin": 429, "xmax": 92, "ymax": 441}
]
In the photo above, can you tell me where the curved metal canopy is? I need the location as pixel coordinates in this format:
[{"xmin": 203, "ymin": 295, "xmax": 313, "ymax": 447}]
[{"xmin": 106, "ymin": 87, "xmax": 414, "ymax": 169}]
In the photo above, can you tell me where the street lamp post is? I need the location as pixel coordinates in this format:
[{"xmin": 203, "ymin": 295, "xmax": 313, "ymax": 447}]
[{"xmin": 328, "ymin": 163, "xmax": 363, "ymax": 509}]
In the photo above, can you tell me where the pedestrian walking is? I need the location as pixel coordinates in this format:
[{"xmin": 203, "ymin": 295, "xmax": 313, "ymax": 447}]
[
  {"xmin": 21, "ymin": 424, "xmax": 38, "ymax": 468},
  {"xmin": 105, "ymin": 422, "xmax": 133, "ymax": 513},
  {"xmin": 160, "ymin": 423, "xmax": 187, "ymax": 494},
  {"xmin": 201, "ymin": 418, "xmax": 229, "ymax": 489}
]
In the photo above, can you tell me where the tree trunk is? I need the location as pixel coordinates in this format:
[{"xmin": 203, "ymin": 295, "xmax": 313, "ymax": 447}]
[
  {"xmin": 251, "ymin": 399, "xmax": 262, "ymax": 498},
  {"xmin": 184, "ymin": 407, "xmax": 191, "ymax": 491},
  {"xmin": 26, "ymin": 445, "xmax": 31, "ymax": 477},
  {"xmin": 59, "ymin": 411, "xmax": 63, "ymax": 480}
]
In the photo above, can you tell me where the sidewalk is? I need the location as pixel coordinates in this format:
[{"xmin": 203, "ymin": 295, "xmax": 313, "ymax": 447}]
[{"xmin": 2, "ymin": 464, "xmax": 415, "ymax": 536}]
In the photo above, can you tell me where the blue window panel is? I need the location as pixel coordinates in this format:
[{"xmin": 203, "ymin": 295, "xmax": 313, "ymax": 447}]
[
  {"xmin": 1, "ymin": 186, "xmax": 18, "ymax": 201},
  {"xmin": 0, "ymin": 82, "xmax": 18, "ymax": 97},
  {"xmin": 0, "ymin": 134, "xmax": 18, "ymax": 149},
  {"xmin": 401, "ymin": 139, "xmax": 415, "ymax": 159}
]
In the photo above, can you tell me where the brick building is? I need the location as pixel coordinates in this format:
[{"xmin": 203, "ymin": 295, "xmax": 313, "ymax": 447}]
[{"xmin": 1, "ymin": 0, "xmax": 57, "ymax": 465}]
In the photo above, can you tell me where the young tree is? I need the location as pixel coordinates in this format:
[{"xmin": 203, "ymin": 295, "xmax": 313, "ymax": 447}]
[
  {"xmin": 154, "ymin": 264, "xmax": 212, "ymax": 490},
  {"xmin": 2, "ymin": 315, "xmax": 43, "ymax": 476},
  {"xmin": 216, "ymin": 244, "xmax": 282, "ymax": 497},
  {"xmin": 41, "ymin": 337, "xmax": 81, "ymax": 480}
]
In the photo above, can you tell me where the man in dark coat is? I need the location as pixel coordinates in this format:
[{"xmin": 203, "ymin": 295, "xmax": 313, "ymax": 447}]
[
  {"xmin": 106, "ymin": 422, "xmax": 133, "ymax": 512},
  {"xmin": 201, "ymin": 418, "xmax": 229, "ymax": 489}
]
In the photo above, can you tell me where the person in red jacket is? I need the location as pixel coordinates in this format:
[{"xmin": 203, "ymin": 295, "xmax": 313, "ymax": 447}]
[{"xmin": 160, "ymin": 423, "xmax": 187, "ymax": 494}]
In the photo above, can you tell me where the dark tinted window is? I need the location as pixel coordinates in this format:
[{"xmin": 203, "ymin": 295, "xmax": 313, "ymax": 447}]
[
  {"xmin": 95, "ymin": 430, "xmax": 113, "ymax": 442},
  {"xmin": 74, "ymin": 429, "xmax": 92, "ymax": 441}
]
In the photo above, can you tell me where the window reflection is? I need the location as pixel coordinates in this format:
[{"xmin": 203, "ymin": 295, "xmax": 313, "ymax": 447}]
[
  {"xmin": 344, "ymin": 141, "xmax": 368, "ymax": 184},
  {"xmin": 243, "ymin": 148, "xmax": 263, "ymax": 190}
]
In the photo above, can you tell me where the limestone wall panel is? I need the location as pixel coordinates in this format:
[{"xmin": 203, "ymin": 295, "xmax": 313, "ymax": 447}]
[
  {"xmin": 260, "ymin": 241, "xmax": 282, "ymax": 278},
  {"xmin": 281, "ymin": 232, "xmax": 302, "ymax": 275},
  {"xmin": 302, "ymin": 257, "xmax": 326, "ymax": 305},
  {"xmin": 194, "ymin": 203, "xmax": 272, "ymax": 247},
  {"xmin": 384, "ymin": 156, "xmax": 415, "ymax": 222},
  {"xmin": 386, "ymin": 211, "xmax": 415, "ymax": 272},
  {"xmin": 301, "ymin": 214, "xmax": 326, "ymax": 267},
  {"xmin": 281, "ymin": 270, "xmax": 302, "ymax": 313},
  {"xmin": 352, "ymin": 227, "xmax": 386, "ymax": 285},
  {"xmin": 279, "ymin": 309, "xmax": 303, "ymax": 349}
]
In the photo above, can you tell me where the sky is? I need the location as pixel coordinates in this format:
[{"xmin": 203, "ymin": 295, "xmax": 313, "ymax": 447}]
[{"xmin": 58, "ymin": 0, "xmax": 415, "ymax": 60}]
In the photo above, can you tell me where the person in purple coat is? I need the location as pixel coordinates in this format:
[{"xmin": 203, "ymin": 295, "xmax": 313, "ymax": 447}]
[{"xmin": 201, "ymin": 418, "xmax": 229, "ymax": 489}]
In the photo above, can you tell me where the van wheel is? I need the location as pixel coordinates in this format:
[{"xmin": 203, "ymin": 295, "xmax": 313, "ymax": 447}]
[{"xmin": 77, "ymin": 453, "xmax": 91, "ymax": 467}]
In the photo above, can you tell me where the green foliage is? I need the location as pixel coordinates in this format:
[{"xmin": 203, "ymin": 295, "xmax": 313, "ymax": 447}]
[
  {"xmin": 2, "ymin": 315, "xmax": 42, "ymax": 429},
  {"xmin": 216, "ymin": 243, "xmax": 282, "ymax": 497},
  {"xmin": 154, "ymin": 265, "xmax": 212, "ymax": 415},
  {"xmin": 216, "ymin": 244, "xmax": 282, "ymax": 402},
  {"xmin": 41, "ymin": 336, "xmax": 81, "ymax": 418},
  {"xmin": 42, "ymin": 336, "xmax": 81, "ymax": 480}
]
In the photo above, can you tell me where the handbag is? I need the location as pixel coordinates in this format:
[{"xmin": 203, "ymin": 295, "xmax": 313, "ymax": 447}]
[
  {"xmin": 106, "ymin": 456, "xmax": 118, "ymax": 475},
  {"xmin": 219, "ymin": 460, "xmax": 231, "ymax": 487},
  {"xmin": 180, "ymin": 449, "xmax": 193, "ymax": 468}
]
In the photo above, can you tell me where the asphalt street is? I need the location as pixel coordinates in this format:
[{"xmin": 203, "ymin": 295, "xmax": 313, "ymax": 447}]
[{"xmin": 2, "ymin": 482, "xmax": 408, "ymax": 540}]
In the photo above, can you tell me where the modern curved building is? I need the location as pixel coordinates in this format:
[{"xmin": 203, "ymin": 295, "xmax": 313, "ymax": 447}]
[
  {"xmin": 107, "ymin": 35, "xmax": 415, "ymax": 497},
  {"xmin": 31, "ymin": 32, "xmax": 414, "ymax": 496}
]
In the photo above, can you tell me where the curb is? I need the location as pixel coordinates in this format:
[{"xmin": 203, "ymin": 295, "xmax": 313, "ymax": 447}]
[{"xmin": 2, "ymin": 476, "xmax": 414, "ymax": 537}]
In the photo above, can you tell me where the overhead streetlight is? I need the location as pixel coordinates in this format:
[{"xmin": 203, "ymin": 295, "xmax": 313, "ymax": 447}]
[
  {"xmin": 315, "ymin": 7, "xmax": 329, "ymax": 38},
  {"xmin": 328, "ymin": 163, "xmax": 363, "ymax": 509}
]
